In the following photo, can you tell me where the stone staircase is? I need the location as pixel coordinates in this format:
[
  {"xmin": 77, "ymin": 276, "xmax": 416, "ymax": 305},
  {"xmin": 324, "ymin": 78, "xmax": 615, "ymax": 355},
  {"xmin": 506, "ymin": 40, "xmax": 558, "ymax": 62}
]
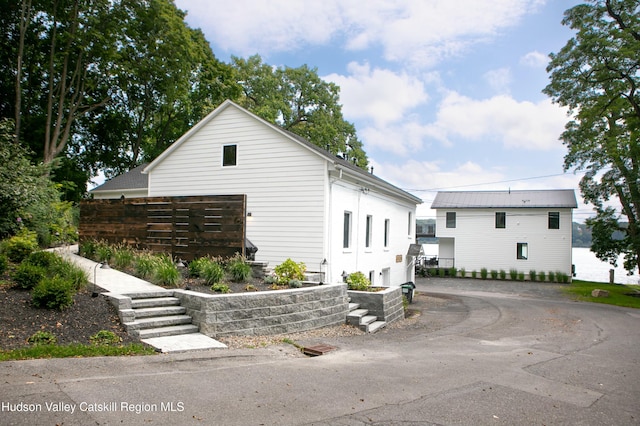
[
  {"xmin": 347, "ymin": 302, "xmax": 387, "ymax": 333},
  {"xmin": 122, "ymin": 292, "xmax": 199, "ymax": 339}
]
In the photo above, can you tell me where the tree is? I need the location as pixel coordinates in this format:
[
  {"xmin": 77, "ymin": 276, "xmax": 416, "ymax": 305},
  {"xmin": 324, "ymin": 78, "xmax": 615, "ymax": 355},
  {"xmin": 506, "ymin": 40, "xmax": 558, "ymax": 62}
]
[
  {"xmin": 231, "ymin": 55, "xmax": 368, "ymax": 169},
  {"xmin": 76, "ymin": 0, "xmax": 239, "ymax": 177},
  {"xmin": 544, "ymin": 0, "xmax": 640, "ymax": 274},
  {"xmin": 0, "ymin": 119, "xmax": 51, "ymax": 238},
  {"xmin": 12, "ymin": 0, "xmax": 118, "ymax": 165}
]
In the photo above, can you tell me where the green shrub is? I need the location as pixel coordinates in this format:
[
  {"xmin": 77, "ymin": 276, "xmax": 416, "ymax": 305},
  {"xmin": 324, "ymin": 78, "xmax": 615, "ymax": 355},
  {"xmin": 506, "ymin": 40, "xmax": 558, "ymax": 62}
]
[
  {"xmin": 438, "ymin": 268, "xmax": 445, "ymax": 278},
  {"xmin": 538, "ymin": 271, "xmax": 546, "ymax": 282},
  {"xmin": 32, "ymin": 276, "xmax": 75, "ymax": 310},
  {"xmin": 518, "ymin": 272, "xmax": 525, "ymax": 281},
  {"xmin": 548, "ymin": 271, "xmax": 556, "ymax": 282},
  {"xmin": 26, "ymin": 250, "xmax": 60, "ymax": 268},
  {"xmin": 480, "ymin": 268, "xmax": 488, "ymax": 279},
  {"xmin": 274, "ymin": 258, "xmax": 306, "ymax": 285},
  {"xmin": 152, "ymin": 256, "xmax": 181, "ymax": 287},
  {"xmin": 79, "ymin": 240, "xmax": 98, "ymax": 259},
  {"xmin": 471, "ymin": 270, "xmax": 477, "ymax": 278},
  {"xmin": 346, "ymin": 271, "xmax": 371, "ymax": 291},
  {"xmin": 459, "ymin": 268, "xmax": 466, "ymax": 278},
  {"xmin": 529, "ymin": 270, "xmax": 537, "ymax": 282},
  {"xmin": 499, "ymin": 269, "xmax": 506, "ymax": 280},
  {"xmin": 227, "ymin": 255, "xmax": 252, "ymax": 282},
  {"xmin": 264, "ymin": 274, "xmax": 278, "ymax": 285},
  {"xmin": 288, "ymin": 279, "xmax": 302, "ymax": 288},
  {"xmin": 0, "ymin": 253, "xmax": 7, "ymax": 275},
  {"xmin": 53, "ymin": 260, "xmax": 88, "ymax": 290},
  {"xmin": 12, "ymin": 262, "xmax": 46, "ymax": 289},
  {"xmin": 211, "ymin": 283, "xmax": 231, "ymax": 293},
  {"xmin": 449, "ymin": 267, "xmax": 457, "ymax": 277},
  {"xmin": 490, "ymin": 270, "xmax": 498, "ymax": 279},
  {"xmin": 3, "ymin": 232, "xmax": 38, "ymax": 263},
  {"xmin": 27, "ymin": 331, "xmax": 57, "ymax": 346},
  {"xmin": 90, "ymin": 330, "xmax": 121, "ymax": 346},
  {"xmin": 201, "ymin": 260, "xmax": 225, "ymax": 285},
  {"xmin": 509, "ymin": 269, "xmax": 518, "ymax": 280}
]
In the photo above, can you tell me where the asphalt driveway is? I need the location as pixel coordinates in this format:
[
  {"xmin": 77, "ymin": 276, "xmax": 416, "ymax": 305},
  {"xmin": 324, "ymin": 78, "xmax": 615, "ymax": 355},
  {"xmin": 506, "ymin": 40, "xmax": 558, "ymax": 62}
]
[{"xmin": 2, "ymin": 277, "xmax": 639, "ymax": 425}]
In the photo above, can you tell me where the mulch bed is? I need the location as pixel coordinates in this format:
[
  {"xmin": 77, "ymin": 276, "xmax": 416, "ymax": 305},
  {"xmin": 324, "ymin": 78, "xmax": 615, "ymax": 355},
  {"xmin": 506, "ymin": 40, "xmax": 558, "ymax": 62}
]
[{"xmin": 0, "ymin": 283, "xmax": 137, "ymax": 351}]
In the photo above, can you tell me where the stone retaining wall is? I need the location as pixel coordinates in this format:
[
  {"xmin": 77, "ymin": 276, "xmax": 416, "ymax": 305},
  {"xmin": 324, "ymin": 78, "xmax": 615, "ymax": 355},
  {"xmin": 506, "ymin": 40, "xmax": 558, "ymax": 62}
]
[
  {"xmin": 347, "ymin": 286, "xmax": 404, "ymax": 325},
  {"xmin": 174, "ymin": 283, "xmax": 349, "ymax": 337}
]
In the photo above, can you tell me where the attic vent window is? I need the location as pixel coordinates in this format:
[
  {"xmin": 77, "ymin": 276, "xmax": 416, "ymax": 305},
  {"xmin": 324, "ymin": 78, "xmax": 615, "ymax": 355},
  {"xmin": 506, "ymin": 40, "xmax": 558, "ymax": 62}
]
[{"xmin": 223, "ymin": 144, "xmax": 237, "ymax": 167}]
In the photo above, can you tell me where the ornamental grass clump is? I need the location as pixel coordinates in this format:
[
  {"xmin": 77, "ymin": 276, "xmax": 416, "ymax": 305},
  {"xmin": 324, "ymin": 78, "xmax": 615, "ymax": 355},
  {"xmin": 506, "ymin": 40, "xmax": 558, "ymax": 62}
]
[
  {"xmin": 227, "ymin": 254, "xmax": 252, "ymax": 282},
  {"xmin": 152, "ymin": 255, "xmax": 181, "ymax": 287},
  {"xmin": 201, "ymin": 259, "xmax": 225, "ymax": 285}
]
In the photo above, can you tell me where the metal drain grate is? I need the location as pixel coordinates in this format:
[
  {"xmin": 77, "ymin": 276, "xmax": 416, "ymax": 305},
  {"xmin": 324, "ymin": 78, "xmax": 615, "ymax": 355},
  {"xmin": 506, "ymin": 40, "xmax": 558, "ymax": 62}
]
[{"xmin": 302, "ymin": 344, "xmax": 337, "ymax": 356}]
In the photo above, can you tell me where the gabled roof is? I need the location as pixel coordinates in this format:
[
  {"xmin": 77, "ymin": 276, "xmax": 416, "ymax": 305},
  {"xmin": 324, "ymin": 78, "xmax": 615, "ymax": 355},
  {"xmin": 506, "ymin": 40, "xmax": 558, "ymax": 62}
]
[
  {"xmin": 91, "ymin": 163, "xmax": 148, "ymax": 192},
  {"xmin": 431, "ymin": 190, "xmax": 577, "ymax": 209},
  {"xmin": 141, "ymin": 99, "xmax": 422, "ymax": 205}
]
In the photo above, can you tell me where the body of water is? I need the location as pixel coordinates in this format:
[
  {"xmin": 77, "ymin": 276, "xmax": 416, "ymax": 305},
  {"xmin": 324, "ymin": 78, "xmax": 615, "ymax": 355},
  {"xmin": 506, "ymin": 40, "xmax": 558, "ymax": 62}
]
[{"xmin": 421, "ymin": 244, "xmax": 639, "ymax": 285}]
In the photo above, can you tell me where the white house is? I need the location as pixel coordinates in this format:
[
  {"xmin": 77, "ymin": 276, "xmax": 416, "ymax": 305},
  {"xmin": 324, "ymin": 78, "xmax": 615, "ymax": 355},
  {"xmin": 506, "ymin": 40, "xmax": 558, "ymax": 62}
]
[
  {"xmin": 430, "ymin": 190, "xmax": 577, "ymax": 279},
  {"xmin": 91, "ymin": 100, "xmax": 422, "ymax": 285}
]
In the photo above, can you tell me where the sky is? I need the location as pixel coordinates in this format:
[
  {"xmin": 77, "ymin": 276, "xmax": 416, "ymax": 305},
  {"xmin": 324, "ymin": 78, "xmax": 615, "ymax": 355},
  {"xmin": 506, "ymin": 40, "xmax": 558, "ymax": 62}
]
[{"xmin": 173, "ymin": 0, "xmax": 593, "ymax": 221}]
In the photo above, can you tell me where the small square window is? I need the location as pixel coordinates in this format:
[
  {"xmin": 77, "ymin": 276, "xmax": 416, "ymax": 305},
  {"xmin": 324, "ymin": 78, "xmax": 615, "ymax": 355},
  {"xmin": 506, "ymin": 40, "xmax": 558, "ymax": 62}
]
[
  {"xmin": 495, "ymin": 212, "xmax": 506, "ymax": 229},
  {"xmin": 446, "ymin": 212, "xmax": 456, "ymax": 228},
  {"xmin": 548, "ymin": 212, "xmax": 560, "ymax": 229},
  {"xmin": 222, "ymin": 144, "xmax": 237, "ymax": 167},
  {"xmin": 517, "ymin": 242, "xmax": 528, "ymax": 260}
]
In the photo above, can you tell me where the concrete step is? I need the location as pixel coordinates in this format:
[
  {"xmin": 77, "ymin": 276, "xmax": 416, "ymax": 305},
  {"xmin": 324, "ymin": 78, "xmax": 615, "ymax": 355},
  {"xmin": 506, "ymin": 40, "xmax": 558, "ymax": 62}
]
[
  {"xmin": 127, "ymin": 315, "xmax": 193, "ymax": 330},
  {"xmin": 126, "ymin": 291, "xmax": 173, "ymax": 299},
  {"xmin": 134, "ymin": 306, "xmax": 186, "ymax": 318},
  {"xmin": 347, "ymin": 308, "xmax": 368, "ymax": 326},
  {"xmin": 348, "ymin": 303, "xmax": 360, "ymax": 311},
  {"xmin": 138, "ymin": 324, "xmax": 199, "ymax": 339},
  {"xmin": 367, "ymin": 321, "xmax": 387, "ymax": 333},
  {"xmin": 360, "ymin": 315, "xmax": 377, "ymax": 327},
  {"xmin": 131, "ymin": 297, "xmax": 181, "ymax": 309}
]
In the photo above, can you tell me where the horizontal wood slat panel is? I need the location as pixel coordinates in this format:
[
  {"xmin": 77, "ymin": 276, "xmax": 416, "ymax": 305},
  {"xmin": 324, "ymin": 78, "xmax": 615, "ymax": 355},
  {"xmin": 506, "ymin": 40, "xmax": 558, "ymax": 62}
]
[{"xmin": 79, "ymin": 195, "xmax": 246, "ymax": 260}]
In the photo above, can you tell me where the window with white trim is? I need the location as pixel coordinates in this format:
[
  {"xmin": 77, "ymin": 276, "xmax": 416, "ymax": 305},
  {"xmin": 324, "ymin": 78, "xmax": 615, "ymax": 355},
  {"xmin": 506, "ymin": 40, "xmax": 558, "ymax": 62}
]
[
  {"xmin": 365, "ymin": 215, "xmax": 373, "ymax": 248},
  {"xmin": 384, "ymin": 219, "xmax": 390, "ymax": 248},
  {"xmin": 343, "ymin": 211, "xmax": 352, "ymax": 249},
  {"xmin": 222, "ymin": 144, "xmax": 237, "ymax": 166},
  {"xmin": 517, "ymin": 242, "xmax": 528, "ymax": 260}
]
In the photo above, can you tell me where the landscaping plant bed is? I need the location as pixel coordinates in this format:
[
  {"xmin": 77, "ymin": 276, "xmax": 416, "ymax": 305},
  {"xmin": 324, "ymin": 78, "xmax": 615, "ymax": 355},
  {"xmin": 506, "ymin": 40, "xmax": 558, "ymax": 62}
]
[{"xmin": 0, "ymin": 283, "xmax": 138, "ymax": 351}]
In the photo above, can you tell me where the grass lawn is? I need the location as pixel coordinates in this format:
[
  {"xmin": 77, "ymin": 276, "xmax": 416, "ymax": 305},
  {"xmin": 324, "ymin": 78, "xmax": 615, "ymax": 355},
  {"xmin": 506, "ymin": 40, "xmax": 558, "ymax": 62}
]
[
  {"xmin": 0, "ymin": 343, "xmax": 157, "ymax": 362},
  {"xmin": 564, "ymin": 280, "xmax": 640, "ymax": 309}
]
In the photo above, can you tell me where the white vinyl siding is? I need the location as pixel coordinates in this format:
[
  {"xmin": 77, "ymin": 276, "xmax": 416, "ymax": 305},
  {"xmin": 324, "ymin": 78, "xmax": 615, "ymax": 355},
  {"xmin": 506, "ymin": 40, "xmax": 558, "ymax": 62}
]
[
  {"xmin": 147, "ymin": 106, "xmax": 326, "ymax": 267},
  {"xmin": 435, "ymin": 208, "xmax": 573, "ymax": 276}
]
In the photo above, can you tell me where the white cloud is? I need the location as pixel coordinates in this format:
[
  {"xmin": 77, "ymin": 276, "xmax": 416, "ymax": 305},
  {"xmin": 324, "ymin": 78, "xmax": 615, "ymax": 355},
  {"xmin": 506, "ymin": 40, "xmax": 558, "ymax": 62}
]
[
  {"xmin": 483, "ymin": 68, "xmax": 512, "ymax": 94},
  {"xmin": 427, "ymin": 92, "xmax": 569, "ymax": 150},
  {"xmin": 520, "ymin": 50, "xmax": 549, "ymax": 68},
  {"xmin": 176, "ymin": 0, "xmax": 544, "ymax": 68},
  {"xmin": 324, "ymin": 62, "xmax": 428, "ymax": 127}
]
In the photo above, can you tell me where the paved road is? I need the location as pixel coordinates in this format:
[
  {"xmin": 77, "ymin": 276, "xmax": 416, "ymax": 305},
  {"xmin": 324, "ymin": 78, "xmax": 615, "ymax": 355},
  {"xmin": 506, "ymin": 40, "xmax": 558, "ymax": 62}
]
[{"xmin": 2, "ymin": 278, "xmax": 639, "ymax": 425}]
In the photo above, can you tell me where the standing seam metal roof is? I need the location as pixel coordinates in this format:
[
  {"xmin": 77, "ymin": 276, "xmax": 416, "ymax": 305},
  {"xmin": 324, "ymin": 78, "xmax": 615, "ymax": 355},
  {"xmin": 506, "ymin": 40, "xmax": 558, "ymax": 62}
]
[{"xmin": 431, "ymin": 190, "xmax": 577, "ymax": 209}]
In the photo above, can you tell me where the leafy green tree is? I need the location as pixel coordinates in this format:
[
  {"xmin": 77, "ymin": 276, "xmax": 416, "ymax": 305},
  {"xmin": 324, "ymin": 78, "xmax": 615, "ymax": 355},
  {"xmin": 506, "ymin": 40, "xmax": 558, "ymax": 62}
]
[
  {"xmin": 544, "ymin": 0, "xmax": 640, "ymax": 274},
  {"xmin": 231, "ymin": 55, "xmax": 368, "ymax": 169},
  {"xmin": 0, "ymin": 119, "xmax": 51, "ymax": 238},
  {"xmin": 76, "ymin": 0, "xmax": 239, "ymax": 177}
]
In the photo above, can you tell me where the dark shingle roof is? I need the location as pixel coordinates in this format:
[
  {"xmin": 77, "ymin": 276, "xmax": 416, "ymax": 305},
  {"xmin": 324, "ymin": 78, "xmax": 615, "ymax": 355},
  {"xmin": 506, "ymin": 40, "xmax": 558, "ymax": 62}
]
[
  {"xmin": 91, "ymin": 163, "xmax": 149, "ymax": 192},
  {"xmin": 431, "ymin": 190, "xmax": 577, "ymax": 209}
]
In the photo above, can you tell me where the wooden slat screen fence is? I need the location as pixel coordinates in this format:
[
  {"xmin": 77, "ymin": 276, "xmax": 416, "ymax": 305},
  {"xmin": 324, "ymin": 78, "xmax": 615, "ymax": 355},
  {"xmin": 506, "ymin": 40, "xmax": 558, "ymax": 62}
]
[{"xmin": 79, "ymin": 195, "xmax": 246, "ymax": 261}]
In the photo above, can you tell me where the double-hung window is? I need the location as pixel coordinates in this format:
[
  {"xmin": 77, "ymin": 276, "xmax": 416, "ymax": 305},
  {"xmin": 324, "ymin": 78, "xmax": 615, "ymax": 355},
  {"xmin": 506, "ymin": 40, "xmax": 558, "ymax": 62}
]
[
  {"xmin": 517, "ymin": 242, "xmax": 528, "ymax": 260},
  {"xmin": 365, "ymin": 215, "xmax": 373, "ymax": 248},
  {"xmin": 343, "ymin": 211, "xmax": 352, "ymax": 249},
  {"xmin": 222, "ymin": 144, "xmax": 237, "ymax": 167},
  {"xmin": 384, "ymin": 219, "xmax": 390, "ymax": 248},
  {"xmin": 446, "ymin": 212, "xmax": 456, "ymax": 228},
  {"xmin": 548, "ymin": 212, "xmax": 560, "ymax": 229},
  {"xmin": 495, "ymin": 212, "xmax": 506, "ymax": 228}
]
